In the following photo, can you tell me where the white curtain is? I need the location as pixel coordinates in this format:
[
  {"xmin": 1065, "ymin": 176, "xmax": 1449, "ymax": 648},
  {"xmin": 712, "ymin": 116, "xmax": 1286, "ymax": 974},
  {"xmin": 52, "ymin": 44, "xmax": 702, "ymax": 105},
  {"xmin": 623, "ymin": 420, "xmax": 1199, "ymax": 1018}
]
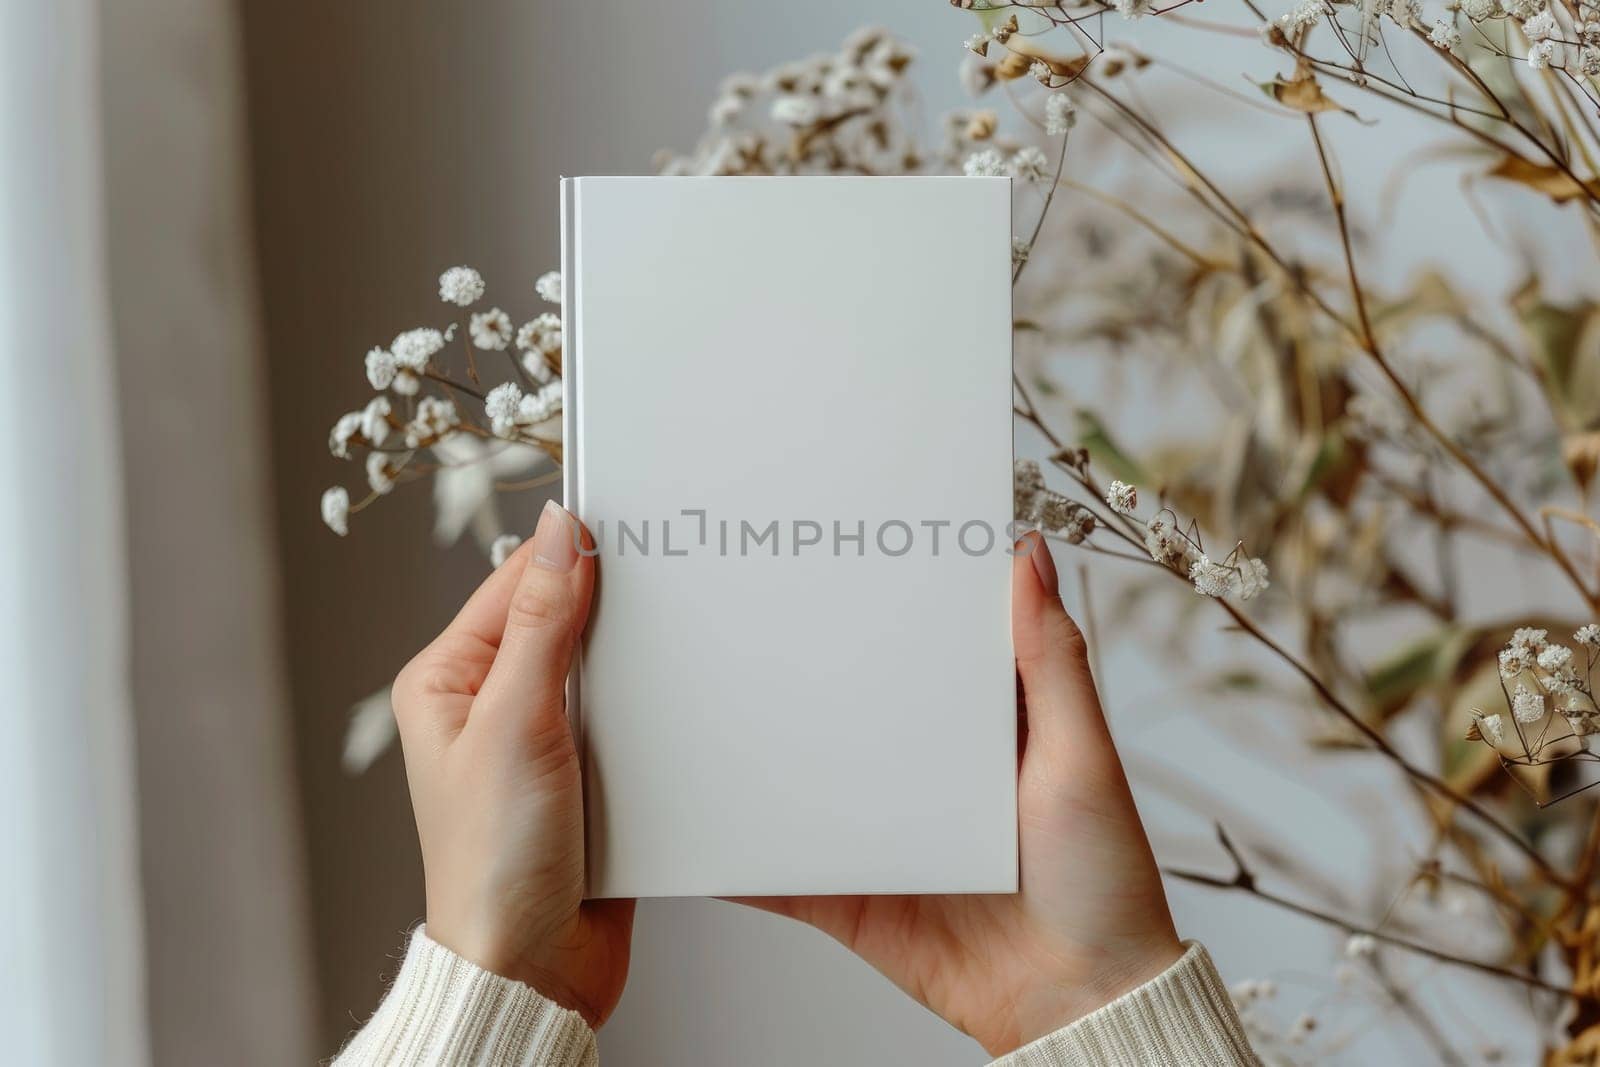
[{"xmin": 0, "ymin": 1, "xmax": 148, "ymax": 1063}]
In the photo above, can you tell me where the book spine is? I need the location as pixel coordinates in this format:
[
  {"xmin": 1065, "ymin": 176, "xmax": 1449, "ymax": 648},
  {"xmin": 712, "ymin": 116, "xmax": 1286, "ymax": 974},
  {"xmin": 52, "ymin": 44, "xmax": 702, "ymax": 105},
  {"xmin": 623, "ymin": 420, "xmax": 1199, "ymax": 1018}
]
[{"xmin": 558, "ymin": 178, "xmax": 584, "ymax": 767}]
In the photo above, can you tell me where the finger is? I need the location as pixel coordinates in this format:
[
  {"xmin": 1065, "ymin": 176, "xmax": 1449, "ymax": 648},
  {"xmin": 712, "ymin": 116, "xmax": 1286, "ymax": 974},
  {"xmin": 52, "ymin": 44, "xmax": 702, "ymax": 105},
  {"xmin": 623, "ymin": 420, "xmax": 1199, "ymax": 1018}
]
[
  {"xmin": 469, "ymin": 500, "xmax": 595, "ymax": 750},
  {"xmin": 392, "ymin": 536, "xmax": 542, "ymax": 744},
  {"xmin": 1011, "ymin": 532, "xmax": 1116, "ymax": 763}
]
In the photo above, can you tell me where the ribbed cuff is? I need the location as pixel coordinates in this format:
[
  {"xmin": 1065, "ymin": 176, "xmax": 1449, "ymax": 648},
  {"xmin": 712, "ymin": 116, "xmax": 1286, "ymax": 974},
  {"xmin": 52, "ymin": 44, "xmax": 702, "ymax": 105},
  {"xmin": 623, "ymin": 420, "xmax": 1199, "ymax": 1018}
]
[
  {"xmin": 991, "ymin": 942, "xmax": 1259, "ymax": 1067},
  {"xmin": 332, "ymin": 926, "xmax": 598, "ymax": 1067}
]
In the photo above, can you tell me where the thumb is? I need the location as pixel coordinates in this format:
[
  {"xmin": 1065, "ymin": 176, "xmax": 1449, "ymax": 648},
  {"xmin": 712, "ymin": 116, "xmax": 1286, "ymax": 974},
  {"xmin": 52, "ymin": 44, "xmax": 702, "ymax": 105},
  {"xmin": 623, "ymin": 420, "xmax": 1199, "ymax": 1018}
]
[
  {"xmin": 1012, "ymin": 532, "xmax": 1116, "ymax": 764},
  {"xmin": 469, "ymin": 500, "xmax": 595, "ymax": 750}
]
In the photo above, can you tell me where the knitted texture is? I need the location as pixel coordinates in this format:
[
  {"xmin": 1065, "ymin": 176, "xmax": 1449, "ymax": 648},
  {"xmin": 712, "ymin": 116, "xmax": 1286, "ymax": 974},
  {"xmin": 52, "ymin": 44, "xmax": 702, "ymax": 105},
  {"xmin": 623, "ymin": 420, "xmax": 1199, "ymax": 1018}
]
[
  {"xmin": 993, "ymin": 942, "xmax": 1259, "ymax": 1067},
  {"xmin": 333, "ymin": 927, "xmax": 596, "ymax": 1067}
]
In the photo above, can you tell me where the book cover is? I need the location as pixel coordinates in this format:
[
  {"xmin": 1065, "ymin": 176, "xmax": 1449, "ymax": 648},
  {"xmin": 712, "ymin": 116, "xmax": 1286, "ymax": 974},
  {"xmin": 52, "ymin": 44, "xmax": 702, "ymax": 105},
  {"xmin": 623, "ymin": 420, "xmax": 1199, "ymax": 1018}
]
[{"xmin": 562, "ymin": 176, "xmax": 1016, "ymax": 898}]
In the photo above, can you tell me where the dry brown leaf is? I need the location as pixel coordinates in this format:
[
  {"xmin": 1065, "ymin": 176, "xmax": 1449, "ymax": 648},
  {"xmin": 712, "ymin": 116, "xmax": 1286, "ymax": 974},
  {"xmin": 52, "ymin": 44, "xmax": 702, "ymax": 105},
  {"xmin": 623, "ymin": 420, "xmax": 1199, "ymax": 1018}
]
[
  {"xmin": 1487, "ymin": 155, "xmax": 1600, "ymax": 204},
  {"xmin": 1263, "ymin": 74, "xmax": 1350, "ymax": 115}
]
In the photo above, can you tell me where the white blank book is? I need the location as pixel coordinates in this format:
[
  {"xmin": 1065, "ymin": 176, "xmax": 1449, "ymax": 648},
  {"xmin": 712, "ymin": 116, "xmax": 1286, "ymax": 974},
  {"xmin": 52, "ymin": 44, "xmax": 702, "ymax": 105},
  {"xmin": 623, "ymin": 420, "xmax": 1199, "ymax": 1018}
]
[{"xmin": 561, "ymin": 176, "xmax": 1016, "ymax": 898}]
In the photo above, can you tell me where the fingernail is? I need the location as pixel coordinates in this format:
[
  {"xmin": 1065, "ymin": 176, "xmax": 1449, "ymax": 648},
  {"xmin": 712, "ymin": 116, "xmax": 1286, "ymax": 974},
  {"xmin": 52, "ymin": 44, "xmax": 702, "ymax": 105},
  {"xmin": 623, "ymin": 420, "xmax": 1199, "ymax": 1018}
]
[
  {"xmin": 530, "ymin": 499, "xmax": 579, "ymax": 572},
  {"xmin": 1026, "ymin": 532, "xmax": 1058, "ymax": 594}
]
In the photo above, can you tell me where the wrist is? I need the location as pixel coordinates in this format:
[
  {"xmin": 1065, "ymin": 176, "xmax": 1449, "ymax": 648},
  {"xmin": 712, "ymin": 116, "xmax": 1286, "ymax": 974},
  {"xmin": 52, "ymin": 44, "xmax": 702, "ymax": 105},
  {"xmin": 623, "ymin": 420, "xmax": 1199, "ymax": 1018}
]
[{"xmin": 994, "ymin": 937, "xmax": 1186, "ymax": 1057}]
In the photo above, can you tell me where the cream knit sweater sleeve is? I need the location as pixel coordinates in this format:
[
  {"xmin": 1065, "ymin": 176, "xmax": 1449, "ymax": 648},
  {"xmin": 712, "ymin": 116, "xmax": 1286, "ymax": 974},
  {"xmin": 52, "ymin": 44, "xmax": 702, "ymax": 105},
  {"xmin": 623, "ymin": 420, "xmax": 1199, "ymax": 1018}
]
[{"xmin": 334, "ymin": 930, "xmax": 1257, "ymax": 1067}]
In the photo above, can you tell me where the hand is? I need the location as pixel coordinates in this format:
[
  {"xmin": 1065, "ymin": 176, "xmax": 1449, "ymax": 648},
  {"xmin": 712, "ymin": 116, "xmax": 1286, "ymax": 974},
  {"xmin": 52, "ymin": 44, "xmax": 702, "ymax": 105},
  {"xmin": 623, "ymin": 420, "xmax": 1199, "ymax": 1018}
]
[
  {"xmin": 391, "ymin": 500, "xmax": 632, "ymax": 1028},
  {"xmin": 737, "ymin": 532, "xmax": 1183, "ymax": 1057}
]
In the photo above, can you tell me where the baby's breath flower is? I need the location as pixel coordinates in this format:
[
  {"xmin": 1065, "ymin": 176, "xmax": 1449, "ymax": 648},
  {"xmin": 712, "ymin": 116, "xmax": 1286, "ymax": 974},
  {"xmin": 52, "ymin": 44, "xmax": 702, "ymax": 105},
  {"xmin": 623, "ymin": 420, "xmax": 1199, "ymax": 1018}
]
[
  {"xmin": 1538, "ymin": 645, "xmax": 1574, "ymax": 673},
  {"xmin": 522, "ymin": 351, "xmax": 555, "ymax": 384},
  {"xmin": 1529, "ymin": 39, "xmax": 1557, "ymax": 68},
  {"xmin": 1513, "ymin": 682, "xmax": 1545, "ymax": 723},
  {"xmin": 1105, "ymin": 479, "xmax": 1137, "ymax": 515},
  {"xmin": 963, "ymin": 33, "xmax": 989, "ymax": 56},
  {"xmin": 1499, "ymin": 647, "xmax": 1531, "ymax": 679},
  {"xmin": 404, "ymin": 396, "xmax": 459, "ymax": 448},
  {"xmin": 519, "ymin": 381, "xmax": 564, "ymax": 425},
  {"xmin": 360, "ymin": 396, "xmax": 392, "ymax": 447},
  {"xmin": 366, "ymin": 450, "xmax": 408, "ymax": 495},
  {"xmin": 963, "ymin": 147, "xmax": 1008, "ymax": 177},
  {"xmin": 1477, "ymin": 712, "xmax": 1506, "ymax": 746},
  {"xmin": 1008, "ymin": 145, "xmax": 1050, "ymax": 182},
  {"xmin": 393, "ymin": 368, "xmax": 420, "ymax": 396},
  {"xmin": 1190, "ymin": 554, "xmax": 1233, "ymax": 597},
  {"xmin": 709, "ymin": 95, "xmax": 743, "ymax": 126},
  {"xmin": 517, "ymin": 313, "xmax": 563, "ymax": 354},
  {"xmin": 1512, "ymin": 627, "xmax": 1549, "ymax": 653},
  {"xmin": 1577, "ymin": 623, "xmax": 1600, "ymax": 648},
  {"xmin": 438, "ymin": 266, "xmax": 485, "ymax": 307},
  {"xmin": 1279, "ymin": 0, "xmax": 1323, "ymax": 31},
  {"xmin": 485, "ymin": 381, "xmax": 524, "ymax": 437},
  {"xmin": 1234, "ymin": 556, "xmax": 1270, "ymax": 600},
  {"xmin": 1523, "ymin": 8, "xmax": 1557, "ymax": 38},
  {"xmin": 535, "ymin": 270, "xmax": 563, "ymax": 305},
  {"xmin": 1015, "ymin": 459, "xmax": 1046, "ymax": 519},
  {"xmin": 1429, "ymin": 17, "xmax": 1462, "ymax": 46},
  {"xmin": 1344, "ymin": 933, "xmax": 1377, "ymax": 958},
  {"xmin": 1583, "ymin": 45, "xmax": 1600, "ymax": 73},
  {"xmin": 329, "ymin": 412, "xmax": 362, "ymax": 459},
  {"xmin": 490, "ymin": 534, "xmax": 522, "ymax": 567},
  {"xmin": 321, "ymin": 486, "xmax": 350, "ymax": 536},
  {"xmin": 1044, "ymin": 92, "xmax": 1077, "ymax": 135},
  {"xmin": 1146, "ymin": 516, "xmax": 1194, "ymax": 569},
  {"xmin": 1567, "ymin": 711, "xmax": 1598, "ymax": 736},
  {"xmin": 392, "ymin": 327, "xmax": 445, "ymax": 371},
  {"xmin": 365, "ymin": 347, "xmax": 397, "ymax": 390},
  {"xmin": 1116, "ymin": 0, "xmax": 1155, "ymax": 18},
  {"xmin": 770, "ymin": 94, "xmax": 820, "ymax": 125},
  {"xmin": 1029, "ymin": 60, "xmax": 1052, "ymax": 84},
  {"xmin": 469, "ymin": 308, "xmax": 514, "ymax": 351},
  {"xmin": 1462, "ymin": 0, "xmax": 1496, "ymax": 17}
]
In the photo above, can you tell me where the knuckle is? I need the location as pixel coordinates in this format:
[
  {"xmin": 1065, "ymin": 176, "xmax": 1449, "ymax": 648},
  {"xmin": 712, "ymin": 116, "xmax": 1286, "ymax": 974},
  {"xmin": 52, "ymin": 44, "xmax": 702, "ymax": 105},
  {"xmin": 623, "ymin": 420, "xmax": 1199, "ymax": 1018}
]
[{"xmin": 506, "ymin": 579, "xmax": 573, "ymax": 639}]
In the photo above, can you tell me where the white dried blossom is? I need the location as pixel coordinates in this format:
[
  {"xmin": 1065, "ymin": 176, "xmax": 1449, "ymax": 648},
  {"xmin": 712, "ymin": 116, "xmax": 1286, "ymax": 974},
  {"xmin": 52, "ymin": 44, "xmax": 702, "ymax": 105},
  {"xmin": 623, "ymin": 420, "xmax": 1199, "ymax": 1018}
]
[
  {"xmin": 1512, "ymin": 627, "xmax": 1549, "ymax": 652},
  {"xmin": 490, "ymin": 534, "xmax": 522, "ymax": 567},
  {"xmin": 709, "ymin": 95, "xmax": 743, "ymax": 126},
  {"xmin": 366, "ymin": 450, "xmax": 407, "ymax": 496},
  {"xmin": 1523, "ymin": 8, "xmax": 1557, "ymax": 39},
  {"xmin": 519, "ymin": 381, "xmax": 564, "ymax": 425},
  {"xmin": 771, "ymin": 94, "xmax": 820, "ymax": 125},
  {"xmin": 1512, "ymin": 682, "xmax": 1545, "ymax": 723},
  {"xmin": 1477, "ymin": 712, "xmax": 1506, "ymax": 746},
  {"xmin": 1044, "ymin": 92, "xmax": 1077, "ymax": 135},
  {"xmin": 1529, "ymin": 39, "xmax": 1557, "ymax": 68},
  {"xmin": 1462, "ymin": 0, "xmax": 1496, "ymax": 17},
  {"xmin": 329, "ymin": 412, "xmax": 363, "ymax": 459},
  {"xmin": 963, "ymin": 32, "xmax": 989, "ymax": 55},
  {"xmin": 404, "ymin": 396, "xmax": 459, "ymax": 448},
  {"xmin": 1234, "ymin": 556, "xmax": 1270, "ymax": 600},
  {"xmin": 485, "ymin": 381, "xmax": 524, "ymax": 436},
  {"xmin": 392, "ymin": 368, "xmax": 420, "ymax": 396},
  {"xmin": 365, "ymin": 347, "xmax": 397, "ymax": 390},
  {"xmin": 1117, "ymin": 0, "xmax": 1155, "ymax": 18},
  {"xmin": 1029, "ymin": 60, "xmax": 1052, "ymax": 84},
  {"xmin": 1015, "ymin": 459, "xmax": 1046, "ymax": 518},
  {"xmin": 535, "ymin": 270, "xmax": 563, "ymax": 305},
  {"xmin": 1576, "ymin": 623, "xmax": 1600, "ymax": 648},
  {"xmin": 438, "ymin": 266, "xmax": 485, "ymax": 307},
  {"xmin": 1036, "ymin": 492, "xmax": 1092, "ymax": 540},
  {"xmin": 1499, "ymin": 646, "xmax": 1532, "ymax": 679},
  {"xmin": 1583, "ymin": 45, "xmax": 1600, "ymax": 73},
  {"xmin": 1105, "ymin": 480, "xmax": 1137, "ymax": 515},
  {"xmin": 1344, "ymin": 933, "xmax": 1377, "ymax": 958},
  {"xmin": 1429, "ymin": 17, "xmax": 1462, "ymax": 46},
  {"xmin": 522, "ymin": 351, "xmax": 555, "ymax": 384},
  {"xmin": 517, "ymin": 312, "xmax": 563, "ymax": 354},
  {"xmin": 1279, "ymin": 0, "xmax": 1323, "ymax": 31},
  {"xmin": 963, "ymin": 147, "xmax": 1008, "ymax": 177},
  {"xmin": 1567, "ymin": 711, "xmax": 1598, "ymax": 736},
  {"xmin": 321, "ymin": 486, "xmax": 350, "ymax": 536},
  {"xmin": 1146, "ymin": 516, "xmax": 1194, "ymax": 568},
  {"xmin": 469, "ymin": 308, "xmax": 514, "ymax": 351},
  {"xmin": 1538, "ymin": 645, "xmax": 1574, "ymax": 673},
  {"xmin": 1190, "ymin": 554, "xmax": 1233, "ymax": 597},
  {"xmin": 1008, "ymin": 145, "xmax": 1050, "ymax": 182},
  {"xmin": 359, "ymin": 396, "xmax": 392, "ymax": 446},
  {"xmin": 392, "ymin": 327, "xmax": 445, "ymax": 370}
]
